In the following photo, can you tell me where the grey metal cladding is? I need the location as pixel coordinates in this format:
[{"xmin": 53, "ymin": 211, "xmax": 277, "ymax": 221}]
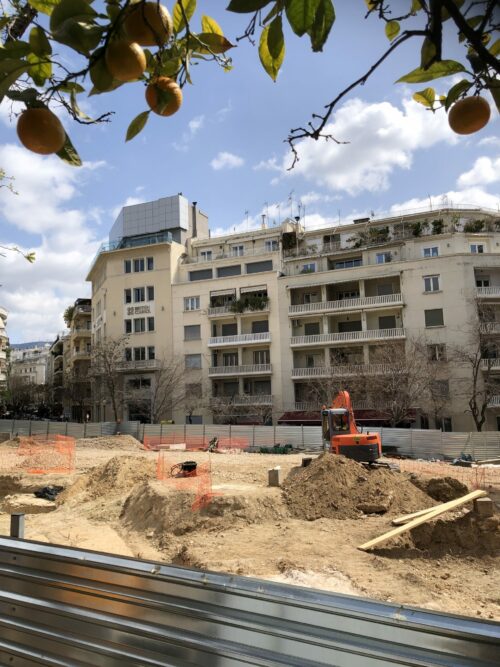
[{"xmin": 0, "ymin": 537, "xmax": 498, "ymax": 666}]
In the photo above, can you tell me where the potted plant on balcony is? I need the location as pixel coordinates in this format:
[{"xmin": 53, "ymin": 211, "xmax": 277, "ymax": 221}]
[
  {"xmin": 229, "ymin": 299, "xmax": 245, "ymax": 314},
  {"xmin": 464, "ymin": 219, "xmax": 485, "ymax": 233},
  {"xmin": 431, "ymin": 219, "xmax": 444, "ymax": 235}
]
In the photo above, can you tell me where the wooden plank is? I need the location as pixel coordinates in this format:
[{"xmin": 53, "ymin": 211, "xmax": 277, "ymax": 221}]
[
  {"xmin": 391, "ymin": 497, "xmax": 463, "ymax": 526},
  {"xmin": 358, "ymin": 489, "xmax": 487, "ymax": 552}
]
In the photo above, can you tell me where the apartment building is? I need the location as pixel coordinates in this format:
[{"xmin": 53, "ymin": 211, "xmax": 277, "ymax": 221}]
[
  {"xmin": 9, "ymin": 342, "xmax": 51, "ymax": 385},
  {"xmin": 64, "ymin": 298, "xmax": 92, "ymax": 421},
  {"xmin": 47, "ymin": 334, "xmax": 67, "ymax": 415},
  {"xmin": 0, "ymin": 307, "xmax": 8, "ymax": 389},
  {"xmin": 87, "ymin": 195, "xmax": 500, "ymax": 431}
]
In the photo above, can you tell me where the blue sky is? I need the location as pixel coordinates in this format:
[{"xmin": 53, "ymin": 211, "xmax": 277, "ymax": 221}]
[{"xmin": 0, "ymin": 2, "xmax": 498, "ymax": 342}]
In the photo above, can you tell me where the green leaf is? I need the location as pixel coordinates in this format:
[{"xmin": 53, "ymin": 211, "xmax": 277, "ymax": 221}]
[
  {"xmin": 259, "ymin": 15, "xmax": 284, "ymax": 81},
  {"xmin": 0, "ymin": 60, "xmax": 28, "ymax": 103},
  {"xmin": 173, "ymin": 0, "xmax": 197, "ymax": 34},
  {"xmin": 189, "ymin": 33, "xmax": 235, "ymax": 54},
  {"xmin": 412, "ymin": 87, "xmax": 435, "ymax": 108},
  {"xmin": 444, "ymin": 78, "xmax": 472, "ymax": 110},
  {"xmin": 52, "ymin": 20, "xmax": 103, "ymax": 56},
  {"xmin": 27, "ymin": 53, "xmax": 52, "ymax": 86},
  {"xmin": 307, "ymin": 0, "xmax": 334, "ymax": 52},
  {"xmin": 285, "ymin": 0, "xmax": 321, "ymax": 37},
  {"xmin": 226, "ymin": 0, "xmax": 272, "ymax": 12},
  {"xmin": 262, "ymin": 1, "xmax": 283, "ymax": 24},
  {"xmin": 485, "ymin": 76, "xmax": 500, "ymax": 114},
  {"xmin": 56, "ymin": 133, "xmax": 82, "ymax": 167},
  {"xmin": 411, "ymin": 0, "xmax": 423, "ymax": 12},
  {"xmin": 50, "ymin": 0, "xmax": 97, "ymax": 31},
  {"xmin": 0, "ymin": 41, "xmax": 32, "ymax": 59},
  {"xmin": 490, "ymin": 39, "xmax": 500, "ymax": 57},
  {"xmin": 57, "ymin": 81, "xmax": 85, "ymax": 93},
  {"xmin": 458, "ymin": 15, "xmax": 482, "ymax": 42},
  {"xmin": 126, "ymin": 110, "xmax": 150, "ymax": 142},
  {"xmin": 28, "ymin": 0, "xmax": 60, "ymax": 16},
  {"xmin": 201, "ymin": 15, "xmax": 223, "ymax": 35},
  {"xmin": 5, "ymin": 87, "xmax": 38, "ymax": 104},
  {"xmin": 89, "ymin": 49, "xmax": 116, "ymax": 92},
  {"xmin": 397, "ymin": 60, "xmax": 466, "ymax": 83},
  {"xmin": 29, "ymin": 27, "xmax": 52, "ymax": 56},
  {"xmin": 441, "ymin": 0, "xmax": 464, "ymax": 21},
  {"xmin": 420, "ymin": 36, "xmax": 437, "ymax": 69},
  {"xmin": 385, "ymin": 21, "xmax": 400, "ymax": 41},
  {"xmin": 69, "ymin": 89, "xmax": 92, "ymax": 120}
]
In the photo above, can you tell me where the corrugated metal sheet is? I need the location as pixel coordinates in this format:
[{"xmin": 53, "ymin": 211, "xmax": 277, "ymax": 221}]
[{"xmin": 0, "ymin": 537, "xmax": 497, "ymax": 667}]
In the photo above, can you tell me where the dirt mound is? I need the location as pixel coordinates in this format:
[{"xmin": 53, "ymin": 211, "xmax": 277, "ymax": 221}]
[
  {"xmin": 282, "ymin": 454, "xmax": 435, "ymax": 520},
  {"xmin": 409, "ymin": 476, "xmax": 469, "ymax": 502},
  {"xmin": 121, "ymin": 480, "xmax": 288, "ymax": 536},
  {"xmin": 60, "ymin": 455, "xmax": 155, "ymax": 504},
  {"xmin": 76, "ymin": 435, "xmax": 143, "ymax": 450}
]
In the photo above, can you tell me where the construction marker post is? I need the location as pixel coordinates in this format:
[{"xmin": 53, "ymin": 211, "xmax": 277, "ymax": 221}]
[{"xmin": 10, "ymin": 514, "xmax": 25, "ymax": 539}]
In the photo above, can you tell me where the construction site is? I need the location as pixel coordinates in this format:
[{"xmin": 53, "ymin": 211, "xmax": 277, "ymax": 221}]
[{"xmin": 0, "ymin": 422, "xmax": 498, "ymax": 627}]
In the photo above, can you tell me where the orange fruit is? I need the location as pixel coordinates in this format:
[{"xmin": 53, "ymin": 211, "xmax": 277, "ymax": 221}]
[
  {"xmin": 448, "ymin": 96, "xmax": 491, "ymax": 135},
  {"xmin": 105, "ymin": 40, "xmax": 147, "ymax": 82},
  {"xmin": 145, "ymin": 76, "xmax": 183, "ymax": 116},
  {"xmin": 16, "ymin": 108, "xmax": 66, "ymax": 155},
  {"xmin": 123, "ymin": 2, "xmax": 173, "ymax": 46}
]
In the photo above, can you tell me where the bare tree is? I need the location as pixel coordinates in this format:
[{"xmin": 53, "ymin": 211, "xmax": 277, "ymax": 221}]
[
  {"xmin": 63, "ymin": 365, "xmax": 91, "ymax": 422},
  {"xmin": 90, "ymin": 336, "xmax": 130, "ymax": 422},
  {"xmin": 127, "ymin": 357, "xmax": 186, "ymax": 423},
  {"xmin": 450, "ymin": 302, "xmax": 499, "ymax": 431}
]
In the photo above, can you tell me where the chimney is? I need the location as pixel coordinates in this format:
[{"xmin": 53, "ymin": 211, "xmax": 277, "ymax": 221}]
[
  {"xmin": 261, "ymin": 214, "xmax": 266, "ymax": 229},
  {"xmin": 192, "ymin": 201, "xmax": 197, "ymax": 238}
]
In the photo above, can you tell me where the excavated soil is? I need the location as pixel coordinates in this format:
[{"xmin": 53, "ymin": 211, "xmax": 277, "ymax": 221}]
[
  {"xmin": 282, "ymin": 454, "xmax": 435, "ymax": 520},
  {"xmin": 409, "ymin": 476, "xmax": 470, "ymax": 502},
  {"xmin": 75, "ymin": 435, "xmax": 143, "ymax": 450}
]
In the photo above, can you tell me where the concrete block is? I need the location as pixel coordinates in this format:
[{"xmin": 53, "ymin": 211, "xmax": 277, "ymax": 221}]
[
  {"xmin": 268, "ymin": 467, "xmax": 281, "ymax": 487},
  {"xmin": 473, "ymin": 497, "xmax": 494, "ymax": 517}
]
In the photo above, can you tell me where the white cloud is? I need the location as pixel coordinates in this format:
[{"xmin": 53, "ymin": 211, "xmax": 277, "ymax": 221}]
[
  {"xmin": 111, "ymin": 196, "xmax": 145, "ymax": 221},
  {"xmin": 210, "ymin": 151, "xmax": 244, "ymax": 171},
  {"xmin": 188, "ymin": 115, "xmax": 204, "ymax": 135},
  {"xmin": 478, "ymin": 136, "xmax": 500, "ymax": 148},
  {"xmin": 389, "ymin": 186, "xmax": 500, "ymax": 216},
  {"xmin": 457, "ymin": 156, "xmax": 500, "ymax": 188},
  {"xmin": 173, "ymin": 115, "xmax": 205, "ymax": 151},
  {"xmin": 262, "ymin": 95, "xmax": 458, "ymax": 195},
  {"xmin": 0, "ymin": 144, "xmax": 104, "ymax": 343},
  {"xmin": 216, "ymin": 101, "xmax": 232, "ymax": 121}
]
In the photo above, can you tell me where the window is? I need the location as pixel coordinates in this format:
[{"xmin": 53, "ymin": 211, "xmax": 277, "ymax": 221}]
[
  {"xmin": 124, "ymin": 319, "xmax": 132, "ymax": 334},
  {"xmin": 124, "ymin": 259, "xmax": 131, "ymax": 274},
  {"xmin": 376, "ymin": 252, "xmax": 391, "ymax": 264},
  {"xmin": 251, "ymin": 320, "xmax": 269, "ymax": 333},
  {"xmin": 301, "ymin": 263, "xmax": 316, "ymax": 273},
  {"xmin": 221, "ymin": 323, "xmax": 237, "ymax": 336},
  {"xmin": 440, "ymin": 417, "xmax": 452, "ymax": 432},
  {"xmin": 425, "ymin": 308, "xmax": 444, "ymax": 327},
  {"xmin": 124, "ymin": 289, "xmax": 132, "ymax": 304},
  {"xmin": 186, "ymin": 383, "xmax": 202, "ymax": 398},
  {"xmin": 246, "ymin": 260, "xmax": 273, "ymax": 273},
  {"xmin": 334, "ymin": 258, "xmax": 362, "ymax": 269},
  {"xmin": 217, "ymin": 265, "xmax": 241, "ymax": 278},
  {"xmin": 148, "ymin": 346, "xmax": 155, "ymax": 360},
  {"xmin": 379, "ymin": 315, "xmax": 396, "ymax": 329},
  {"xmin": 476, "ymin": 277, "xmax": 490, "ymax": 288},
  {"xmin": 189, "ymin": 268, "xmax": 212, "ymax": 281},
  {"xmin": 432, "ymin": 380, "xmax": 450, "ymax": 399},
  {"xmin": 253, "ymin": 349, "xmax": 270, "ymax": 365},
  {"xmin": 223, "ymin": 352, "xmax": 238, "ymax": 366},
  {"xmin": 134, "ymin": 318, "xmax": 146, "ymax": 333},
  {"xmin": 424, "ymin": 275, "xmax": 440, "ymax": 292},
  {"xmin": 134, "ymin": 287, "xmax": 145, "ymax": 303},
  {"xmin": 186, "ymin": 414, "xmax": 203, "ymax": 424},
  {"xmin": 338, "ymin": 290, "xmax": 360, "ymax": 300},
  {"xmin": 147, "ymin": 256, "xmax": 154, "ymax": 270},
  {"xmin": 470, "ymin": 244, "xmax": 484, "ymax": 254},
  {"xmin": 200, "ymin": 250, "xmax": 212, "ymax": 262},
  {"xmin": 134, "ymin": 258, "xmax": 145, "ymax": 272},
  {"xmin": 265, "ymin": 239, "xmax": 279, "ymax": 252},
  {"xmin": 231, "ymin": 245, "xmax": 244, "ymax": 257},
  {"xmin": 427, "ymin": 343, "xmax": 446, "ymax": 361},
  {"xmin": 304, "ymin": 322, "xmax": 320, "ymax": 336},
  {"xmin": 423, "ymin": 246, "xmax": 439, "ymax": 258},
  {"xmin": 147, "ymin": 317, "xmax": 155, "ymax": 332},
  {"xmin": 377, "ymin": 283, "xmax": 394, "ymax": 296},
  {"xmin": 134, "ymin": 347, "xmax": 146, "ymax": 361},
  {"xmin": 128, "ymin": 378, "xmax": 151, "ymax": 389},
  {"xmin": 185, "ymin": 353, "xmax": 202, "ymax": 369},
  {"xmin": 184, "ymin": 324, "xmax": 201, "ymax": 340},
  {"xmin": 303, "ymin": 292, "xmax": 320, "ymax": 304},
  {"xmin": 184, "ymin": 296, "xmax": 200, "ymax": 311},
  {"xmin": 147, "ymin": 286, "xmax": 154, "ymax": 301}
]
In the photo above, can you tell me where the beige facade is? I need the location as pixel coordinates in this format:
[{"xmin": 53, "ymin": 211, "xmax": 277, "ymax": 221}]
[
  {"xmin": 87, "ymin": 197, "xmax": 500, "ymax": 431},
  {"xmin": 0, "ymin": 307, "xmax": 7, "ymax": 388},
  {"xmin": 9, "ymin": 342, "xmax": 50, "ymax": 386}
]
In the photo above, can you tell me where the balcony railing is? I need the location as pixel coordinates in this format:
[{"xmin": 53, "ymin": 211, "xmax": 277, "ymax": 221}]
[
  {"xmin": 488, "ymin": 395, "xmax": 500, "ymax": 407},
  {"xmin": 211, "ymin": 394, "xmax": 273, "ymax": 406},
  {"xmin": 73, "ymin": 351, "xmax": 91, "ymax": 359},
  {"xmin": 117, "ymin": 359, "xmax": 159, "ymax": 371},
  {"xmin": 293, "ymin": 399, "xmax": 379, "ymax": 412},
  {"xmin": 289, "ymin": 293, "xmax": 403, "ymax": 316},
  {"xmin": 476, "ymin": 287, "xmax": 500, "ymax": 298},
  {"xmin": 291, "ymin": 328, "xmax": 405, "ymax": 347},
  {"xmin": 481, "ymin": 359, "xmax": 500, "ymax": 371},
  {"xmin": 207, "ymin": 303, "xmax": 270, "ymax": 317},
  {"xmin": 184, "ymin": 247, "xmax": 278, "ymax": 264},
  {"xmin": 208, "ymin": 332, "xmax": 271, "ymax": 347},
  {"xmin": 291, "ymin": 363, "xmax": 393, "ymax": 379},
  {"xmin": 208, "ymin": 364, "xmax": 272, "ymax": 376},
  {"xmin": 73, "ymin": 327, "xmax": 91, "ymax": 335},
  {"xmin": 479, "ymin": 322, "xmax": 500, "ymax": 334}
]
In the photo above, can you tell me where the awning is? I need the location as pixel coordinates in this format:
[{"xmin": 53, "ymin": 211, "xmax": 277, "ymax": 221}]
[
  {"xmin": 240, "ymin": 285, "xmax": 267, "ymax": 294},
  {"xmin": 210, "ymin": 288, "xmax": 236, "ymax": 297}
]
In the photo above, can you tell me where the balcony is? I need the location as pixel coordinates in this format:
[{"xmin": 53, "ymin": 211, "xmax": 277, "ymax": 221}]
[
  {"xmin": 117, "ymin": 359, "xmax": 159, "ymax": 371},
  {"xmin": 479, "ymin": 322, "xmax": 500, "ymax": 335},
  {"xmin": 476, "ymin": 287, "xmax": 500, "ymax": 299},
  {"xmin": 290, "ymin": 328, "xmax": 405, "ymax": 347},
  {"xmin": 488, "ymin": 395, "xmax": 500, "ymax": 407},
  {"xmin": 208, "ymin": 332, "xmax": 271, "ymax": 347},
  {"xmin": 293, "ymin": 399, "xmax": 375, "ymax": 412},
  {"xmin": 72, "ymin": 351, "xmax": 91, "ymax": 360},
  {"xmin": 289, "ymin": 293, "xmax": 403, "ymax": 316},
  {"xmin": 207, "ymin": 303, "xmax": 270, "ymax": 317},
  {"xmin": 481, "ymin": 359, "xmax": 500, "ymax": 372},
  {"xmin": 291, "ymin": 363, "xmax": 393, "ymax": 379},
  {"xmin": 73, "ymin": 327, "xmax": 91, "ymax": 336},
  {"xmin": 211, "ymin": 394, "xmax": 273, "ymax": 406},
  {"xmin": 208, "ymin": 364, "xmax": 272, "ymax": 377}
]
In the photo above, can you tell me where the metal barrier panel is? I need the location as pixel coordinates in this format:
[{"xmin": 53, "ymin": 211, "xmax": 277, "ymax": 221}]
[{"xmin": 0, "ymin": 538, "xmax": 497, "ymax": 667}]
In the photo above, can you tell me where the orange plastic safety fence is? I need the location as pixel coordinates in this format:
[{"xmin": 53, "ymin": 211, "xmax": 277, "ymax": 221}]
[
  {"xmin": 399, "ymin": 460, "xmax": 500, "ymax": 491},
  {"xmin": 13, "ymin": 434, "xmax": 76, "ymax": 474},
  {"xmin": 144, "ymin": 434, "xmax": 248, "ymax": 453},
  {"xmin": 156, "ymin": 452, "xmax": 214, "ymax": 510}
]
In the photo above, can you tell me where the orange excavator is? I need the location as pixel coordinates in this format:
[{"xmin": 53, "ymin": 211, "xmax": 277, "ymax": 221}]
[{"xmin": 321, "ymin": 390, "xmax": 382, "ymax": 463}]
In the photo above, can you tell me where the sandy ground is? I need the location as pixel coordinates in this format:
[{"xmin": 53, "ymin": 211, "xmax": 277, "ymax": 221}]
[{"xmin": 0, "ymin": 437, "xmax": 498, "ymax": 621}]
